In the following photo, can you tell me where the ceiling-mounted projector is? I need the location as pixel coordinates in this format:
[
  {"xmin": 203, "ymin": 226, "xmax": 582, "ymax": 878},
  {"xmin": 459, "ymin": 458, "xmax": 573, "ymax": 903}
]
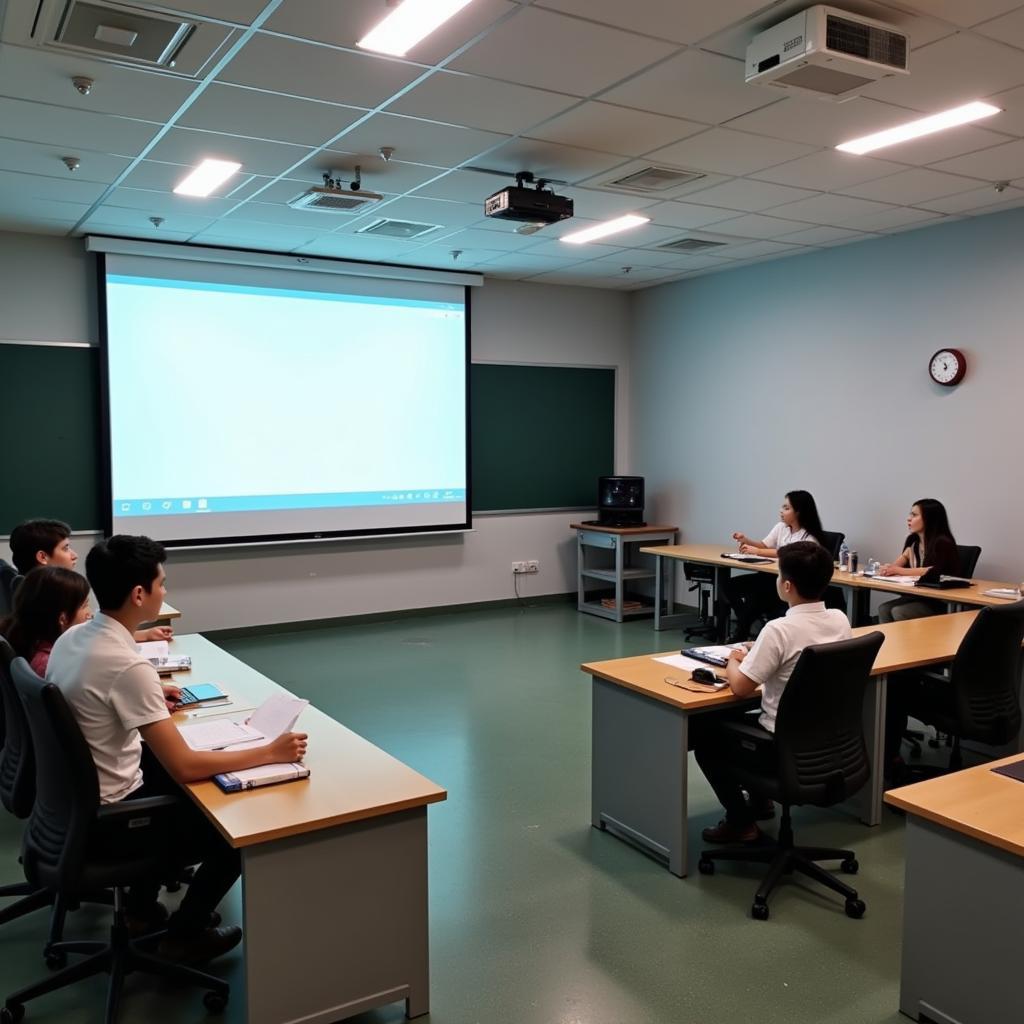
[
  {"xmin": 746, "ymin": 5, "xmax": 909, "ymax": 101},
  {"xmin": 288, "ymin": 169, "xmax": 382, "ymax": 213},
  {"xmin": 483, "ymin": 171, "xmax": 573, "ymax": 228}
]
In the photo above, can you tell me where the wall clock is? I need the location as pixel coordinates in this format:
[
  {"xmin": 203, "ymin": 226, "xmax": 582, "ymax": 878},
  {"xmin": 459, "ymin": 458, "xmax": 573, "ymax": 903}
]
[{"xmin": 928, "ymin": 348, "xmax": 966, "ymax": 387}]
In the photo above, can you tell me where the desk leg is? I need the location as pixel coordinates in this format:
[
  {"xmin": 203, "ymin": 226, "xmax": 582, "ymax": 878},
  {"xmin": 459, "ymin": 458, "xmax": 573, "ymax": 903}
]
[
  {"xmin": 713, "ymin": 567, "xmax": 730, "ymax": 642},
  {"xmin": 653, "ymin": 554, "xmax": 663, "ymax": 630},
  {"xmin": 860, "ymin": 674, "xmax": 887, "ymax": 826},
  {"xmin": 241, "ymin": 808, "xmax": 431, "ymax": 1023},
  {"xmin": 591, "ymin": 678, "xmax": 689, "ymax": 876}
]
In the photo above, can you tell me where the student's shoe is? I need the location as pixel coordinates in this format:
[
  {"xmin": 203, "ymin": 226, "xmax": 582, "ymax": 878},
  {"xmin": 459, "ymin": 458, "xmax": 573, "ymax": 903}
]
[
  {"xmin": 157, "ymin": 925, "xmax": 242, "ymax": 964},
  {"xmin": 125, "ymin": 901, "xmax": 169, "ymax": 937},
  {"xmin": 701, "ymin": 820, "xmax": 761, "ymax": 844}
]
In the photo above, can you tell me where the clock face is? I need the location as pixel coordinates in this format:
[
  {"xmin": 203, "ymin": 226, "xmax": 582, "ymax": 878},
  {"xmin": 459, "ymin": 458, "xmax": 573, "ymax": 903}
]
[{"xmin": 929, "ymin": 348, "xmax": 966, "ymax": 387}]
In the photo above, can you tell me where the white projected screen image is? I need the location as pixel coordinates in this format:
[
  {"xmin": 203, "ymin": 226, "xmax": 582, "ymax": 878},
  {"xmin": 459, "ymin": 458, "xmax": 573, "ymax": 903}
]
[{"xmin": 103, "ymin": 255, "xmax": 469, "ymax": 545}]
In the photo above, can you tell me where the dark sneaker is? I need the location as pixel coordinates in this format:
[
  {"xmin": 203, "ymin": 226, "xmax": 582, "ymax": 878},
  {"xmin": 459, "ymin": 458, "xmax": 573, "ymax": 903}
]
[
  {"xmin": 157, "ymin": 925, "xmax": 242, "ymax": 964},
  {"xmin": 125, "ymin": 901, "xmax": 168, "ymax": 937},
  {"xmin": 701, "ymin": 819, "xmax": 761, "ymax": 844}
]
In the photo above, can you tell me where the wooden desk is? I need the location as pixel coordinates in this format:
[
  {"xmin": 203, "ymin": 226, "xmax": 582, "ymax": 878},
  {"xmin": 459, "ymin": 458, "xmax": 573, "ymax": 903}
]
[
  {"xmin": 642, "ymin": 543, "xmax": 1021, "ymax": 633},
  {"xmin": 582, "ymin": 611, "xmax": 989, "ymax": 876},
  {"xmin": 169, "ymin": 635, "xmax": 447, "ymax": 1024},
  {"xmin": 885, "ymin": 757, "xmax": 1024, "ymax": 1024}
]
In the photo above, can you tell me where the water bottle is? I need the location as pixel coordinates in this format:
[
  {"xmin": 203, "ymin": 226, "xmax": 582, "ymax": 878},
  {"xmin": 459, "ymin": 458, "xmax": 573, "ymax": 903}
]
[
  {"xmin": 838, "ymin": 541, "xmax": 850, "ymax": 572},
  {"xmin": 849, "ymin": 550, "xmax": 859, "ymax": 574}
]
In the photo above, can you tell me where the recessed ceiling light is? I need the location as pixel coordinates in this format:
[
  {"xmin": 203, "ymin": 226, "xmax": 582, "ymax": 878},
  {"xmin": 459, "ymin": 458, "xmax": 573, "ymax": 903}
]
[
  {"xmin": 836, "ymin": 101, "xmax": 1001, "ymax": 156},
  {"xmin": 560, "ymin": 215, "xmax": 651, "ymax": 245},
  {"xmin": 357, "ymin": 0, "xmax": 476, "ymax": 57},
  {"xmin": 173, "ymin": 158, "xmax": 241, "ymax": 197}
]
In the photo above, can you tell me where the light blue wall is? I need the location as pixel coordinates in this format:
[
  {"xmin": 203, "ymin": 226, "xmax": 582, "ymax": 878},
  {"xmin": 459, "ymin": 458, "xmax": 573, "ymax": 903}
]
[{"xmin": 630, "ymin": 208, "xmax": 1024, "ymax": 583}]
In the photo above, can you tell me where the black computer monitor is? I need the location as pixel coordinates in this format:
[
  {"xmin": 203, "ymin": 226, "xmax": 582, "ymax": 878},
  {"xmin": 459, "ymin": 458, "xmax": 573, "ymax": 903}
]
[{"xmin": 597, "ymin": 476, "xmax": 645, "ymax": 527}]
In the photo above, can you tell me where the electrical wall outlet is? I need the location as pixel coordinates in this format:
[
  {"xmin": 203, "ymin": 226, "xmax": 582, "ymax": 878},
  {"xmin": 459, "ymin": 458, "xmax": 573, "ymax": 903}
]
[
  {"xmin": 526, "ymin": 560, "xmax": 539, "ymax": 573},
  {"xmin": 512, "ymin": 561, "xmax": 527, "ymax": 574},
  {"xmin": 512, "ymin": 561, "xmax": 540, "ymax": 575}
]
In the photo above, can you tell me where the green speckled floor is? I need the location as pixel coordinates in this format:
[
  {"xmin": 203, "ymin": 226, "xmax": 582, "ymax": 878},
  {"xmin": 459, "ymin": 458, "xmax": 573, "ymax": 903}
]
[{"xmin": 0, "ymin": 603, "xmax": 910, "ymax": 1023}]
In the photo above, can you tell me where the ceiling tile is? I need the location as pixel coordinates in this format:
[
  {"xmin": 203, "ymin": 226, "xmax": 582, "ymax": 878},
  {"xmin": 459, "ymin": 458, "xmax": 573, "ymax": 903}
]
[
  {"xmin": 0, "ymin": 43, "xmax": 196, "ymax": 122},
  {"xmin": 309, "ymin": 112, "xmax": 510, "ymax": 170},
  {"xmin": 0, "ymin": 168, "xmax": 106, "ymax": 204},
  {"xmin": 919, "ymin": 182, "xmax": 1024, "ymax": 212},
  {"xmin": 556, "ymin": 186, "xmax": 661, "ymax": 220},
  {"xmin": 389, "ymin": 72, "xmax": 577, "ymax": 134},
  {"xmin": 645, "ymin": 249, "xmax": 737, "ymax": 270},
  {"xmin": 475, "ymin": 251, "xmax": 575, "ymax": 273},
  {"xmin": 518, "ymin": 236, "xmax": 618, "ymax": 259},
  {"xmin": 524, "ymin": 101, "xmax": 704, "ymax": 158},
  {"xmin": 535, "ymin": 0, "xmax": 773, "ymax": 46},
  {"xmin": 74, "ymin": 221, "xmax": 195, "ymax": 242},
  {"xmin": 682, "ymin": 178, "xmax": 819, "ymax": 211},
  {"xmin": 776, "ymin": 224, "xmax": 872, "ymax": 245},
  {"xmin": 263, "ymin": 0, "xmax": 517, "ymax": 66},
  {"xmin": 725, "ymin": 95, "xmax": 919, "ymax": 149},
  {"xmin": 0, "ymin": 137, "xmax": 131, "ymax": 186},
  {"xmin": 424, "ymin": 226, "xmax": 540, "ymax": 251},
  {"xmin": 450, "ymin": 7, "xmax": 676, "ymax": 96},
  {"xmin": 975, "ymin": 7, "xmax": 1024, "ymax": 48},
  {"xmin": 223, "ymin": 199, "xmax": 367, "ymax": 230},
  {"xmin": 752, "ymin": 149, "xmax": 906, "ymax": 190},
  {"xmin": 0, "ymin": 214, "xmax": 80, "ymax": 234},
  {"xmin": 409, "ymin": 246, "xmax": 507, "ymax": 269},
  {"xmin": 120, "ymin": 160, "xmax": 271, "ymax": 200},
  {"xmin": 643, "ymin": 199, "xmax": 746, "ymax": 228},
  {"xmin": 145, "ymin": 127, "xmax": 313, "ymax": 177},
  {"xmin": 217, "ymin": 35, "xmax": 424, "ymax": 108},
  {"xmin": 190, "ymin": 221, "xmax": 332, "ymax": 248},
  {"xmin": 601, "ymin": 49, "xmax": 775, "ymax": 124},
  {"xmin": 477, "ymin": 138, "xmax": 628, "ymax": 185},
  {"xmin": 768, "ymin": 192, "xmax": 898, "ymax": 228},
  {"xmin": 644, "ymin": 127, "xmax": 817, "ymax": 176},
  {"xmin": 294, "ymin": 233, "xmax": 436, "ymax": 261},
  {"xmin": 931, "ymin": 136, "xmax": 1024, "ymax": 178},
  {"xmin": 973, "ymin": 82, "xmax": 1024, "ymax": 137},
  {"xmin": 912, "ymin": 0, "xmax": 1023, "ymax": 28},
  {"xmin": 702, "ymin": 211, "xmax": 814, "ymax": 238},
  {"xmin": 710, "ymin": 239, "xmax": 804, "ymax": 260},
  {"xmin": 850, "ymin": 205, "xmax": 943, "ymax": 231},
  {"xmin": 562, "ymin": 244, "xmax": 683, "ymax": 268},
  {"xmin": 146, "ymin": 0, "xmax": 270, "ymax": 23},
  {"xmin": 839, "ymin": 167, "xmax": 982, "ymax": 204},
  {"xmin": 0, "ymin": 97, "xmax": 159, "ymax": 155},
  {"xmin": 84, "ymin": 202, "xmax": 219, "ymax": 234},
  {"xmin": 177, "ymin": 84, "xmax": 365, "ymax": 147},
  {"xmin": 575, "ymin": 160, "xmax": 732, "ymax": 199},
  {"xmin": 860, "ymin": 33, "xmax": 1024, "ymax": 110},
  {"xmin": 412, "ymin": 168, "xmax": 518, "ymax": 203},
  {"xmin": 99, "ymin": 186, "xmax": 237, "ymax": 217},
  {"xmin": 0, "ymin": 195, "xmax": 89, "ymax": 222},
  {"xmin": 703, "ymin": 0, "xmax": 954, "ymax": 61}
]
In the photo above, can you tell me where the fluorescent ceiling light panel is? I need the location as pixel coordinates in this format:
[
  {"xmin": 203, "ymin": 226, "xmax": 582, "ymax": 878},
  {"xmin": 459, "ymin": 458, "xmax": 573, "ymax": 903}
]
[
  {"xmin": 561, "ymin": 214, "xmax": 651, "ymax": 245},
  {"xmin": 173, "ymin": 158, "xmax": 241, "ymax": 197},
  {"xmin": 836, "ymin": 101, "xmax": 1001, "ymax": 155},
  {"xmin": 357, "ymin": 0, "xmax": 476, "ymax": 56}
]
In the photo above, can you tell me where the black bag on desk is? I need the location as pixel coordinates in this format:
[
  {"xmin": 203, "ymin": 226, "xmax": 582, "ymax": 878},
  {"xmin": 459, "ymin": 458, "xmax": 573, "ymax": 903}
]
[{"xmin": 916, "ymin": 567, "xmax": 973, "ymax": 590}]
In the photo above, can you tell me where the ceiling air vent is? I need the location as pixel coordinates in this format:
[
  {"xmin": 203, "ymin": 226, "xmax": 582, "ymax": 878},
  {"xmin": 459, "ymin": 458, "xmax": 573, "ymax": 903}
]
[
  {"xmin": 46, "ymin": 1, "xmax": 196, "ymax": 68},
  {"xmin": 357, "ymin": 219, "xmax": 439, "ymax": 239},
  {"xmin": 287, "ymin": 187, "xmax": 383, "ymax": 213},
  {"xmin": 658, "ymin": 238, "xmax": 730, "ymax": 253},
  {"xmin": 605, "ymin": 166, "xmax": 706, "ymax": 192}
]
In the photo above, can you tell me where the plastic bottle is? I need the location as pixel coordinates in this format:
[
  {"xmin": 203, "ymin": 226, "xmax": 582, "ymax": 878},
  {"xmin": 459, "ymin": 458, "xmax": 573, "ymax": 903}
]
[{"xmin": 838, "ymin": 541, "xmax": 850, "ymax": 572}]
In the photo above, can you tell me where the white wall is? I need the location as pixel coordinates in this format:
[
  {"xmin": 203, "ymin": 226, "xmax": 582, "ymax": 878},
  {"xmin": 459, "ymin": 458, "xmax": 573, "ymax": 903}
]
[
  {"xmin": 629, "ymin": 208, "xmax": 1024, "ymax": 585},
  {"xmin": 0, "ymin": 233, "xmax": 630, "ymax": 631}
]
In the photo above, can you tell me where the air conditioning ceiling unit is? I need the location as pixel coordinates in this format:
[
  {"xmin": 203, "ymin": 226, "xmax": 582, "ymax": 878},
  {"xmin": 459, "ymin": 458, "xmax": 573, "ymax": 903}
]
[
  {"xmin": 288, "ymin": 186, "xmax": 383, "ymax": 213},
  {"xmin": 745, "ymin": 5, "xmax": 909, "ymax": 101}
]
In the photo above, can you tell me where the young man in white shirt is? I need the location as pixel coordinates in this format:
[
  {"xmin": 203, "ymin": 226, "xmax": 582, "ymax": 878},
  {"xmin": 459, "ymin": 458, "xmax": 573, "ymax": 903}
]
[
  {"xmin": 47, "ymin": 535, "xmax": 308, "ymax": 963},
  {"xmin": 694, "ymin": 541, "xmax": 852, "ymax": 844}
]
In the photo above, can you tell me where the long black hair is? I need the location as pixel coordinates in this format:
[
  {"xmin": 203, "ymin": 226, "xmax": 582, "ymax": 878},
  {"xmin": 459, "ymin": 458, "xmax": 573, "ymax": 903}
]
[
  {"xmin": 908, "ymin": 498, "xmax": 957, "ymax": 567},
  {"xmin": 0, "ymin": 566, "xmax": 90, "ymax": 660},
  {"xmin": 786, "ymin": 490, "xmax": 825, "ymax": 547}
]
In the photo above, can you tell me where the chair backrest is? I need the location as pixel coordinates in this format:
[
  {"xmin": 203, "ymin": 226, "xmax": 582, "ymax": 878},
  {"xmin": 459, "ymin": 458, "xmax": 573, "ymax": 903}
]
[
  {"xmin": 10, "ymin": 658, "xmax": 101, "ymax": 893},
  {"xmin": 819, "ymin": 531, "xmax": 845, "ymax": 559},
  {"xmin": 0, "ymin": 560, "xmax": 22, "ymax": 617},
  {"xmin": 0, "ymin": 638, "xmax": 36, "ymax": 819},
  {"xmin": 773, "ymin": 632, "xmax": 885, "ymax": 807},
  {"xmin": 956, "ymin": 545, "xmax": 982, "ymax": 578},
  {"xmin": 949, "ymin": 600, "xmax": 1024, "ymax": 746}
]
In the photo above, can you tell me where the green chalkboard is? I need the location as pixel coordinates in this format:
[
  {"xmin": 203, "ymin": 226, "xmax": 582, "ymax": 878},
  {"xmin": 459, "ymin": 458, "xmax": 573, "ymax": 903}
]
[
  {"xmin": 0, "ymin": 344, "xmax": 103, "ymax": 533},
  {"xmin": 471, "ymin": 363, "xmax": 615, "ymax": 512}
]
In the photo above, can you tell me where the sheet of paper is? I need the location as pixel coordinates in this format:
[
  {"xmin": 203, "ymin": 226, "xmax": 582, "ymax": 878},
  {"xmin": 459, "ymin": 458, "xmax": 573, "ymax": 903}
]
[
  {"xmin": 874, "ymin": 575, "xmax": 917, "ymax": 585},
  {"xmin": 180, "ymin": 718, "xmax": 264, "ymax": 751},
  {"xmin": 984, "ymin": 588, "xmax": 1021, "ymax": 599},
  {"xmin": 689, "ymin": 644, "xmax": 744, "ymax": 659},
  {"xmin": 222, "ymin": 693, "xmax": 309, "ymax": 751},
  {"xmin": 137, "ymin": 640, "xmax": 169, "ymax": 660},
  {"xmin": 654, "ymin": 654, "xmax": 710, "ymax": 672}
]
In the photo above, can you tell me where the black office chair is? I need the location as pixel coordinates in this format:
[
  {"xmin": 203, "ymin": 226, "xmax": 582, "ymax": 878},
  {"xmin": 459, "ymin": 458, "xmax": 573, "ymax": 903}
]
[
  {"xmin": 955, "ymin": 544, "xmax": 982, "ymax": 577},
  {"xmin": 682, "ymin": 563, "xmax": 717, "ymax": 640},
  {"xmin": 0, "ymin": 562, "xmax": 22, "ymax": 618},
  {"xmin": 903, "ymin": 599, "xmax": 1024, "ymax": 779},
  {"xmin": 819, "ymin": 531, "xmax": 845, "ymax": 560},
  {"xmin": 698, "ymin": 631, "xmax": 885, "ymax": 921},
  {"xmin": 1, "ymin": 659, "xmax": 228, "ymax": 1024}
]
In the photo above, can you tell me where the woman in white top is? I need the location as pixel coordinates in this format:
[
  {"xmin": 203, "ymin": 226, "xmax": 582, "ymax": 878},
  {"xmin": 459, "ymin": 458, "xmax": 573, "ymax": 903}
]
[{"xmin": 723, "ymin": 490, "xmax": 827, "ymax": 640}]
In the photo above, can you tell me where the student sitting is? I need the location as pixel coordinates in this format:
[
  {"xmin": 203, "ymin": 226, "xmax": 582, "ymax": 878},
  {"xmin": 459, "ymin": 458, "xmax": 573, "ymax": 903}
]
[
  {"xmin": 0, "ymin": 566, "xmax": 92, "ymax": 675},
  {"xmin": 10, "ymin": 518, "xmax": 173, "ymax": 643},
  {"xmin": 694, "ymin": 541, "xmax": 852, "ymax": 843},
  {"xmin": 724, "ymin": 490, "xmax": 828, "ymax": 640},
  {"xmin": 878, "ymin": 499, "xmax": 961, "ymax": 622},
  {"xmin": 46, "ymin": 534, "xmax": 308, "ymax": 962}
]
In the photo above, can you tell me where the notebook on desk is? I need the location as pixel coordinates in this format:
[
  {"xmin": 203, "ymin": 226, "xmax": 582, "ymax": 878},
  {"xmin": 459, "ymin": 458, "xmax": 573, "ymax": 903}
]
[
  {"xmin": 916, "ymin": 568, "xmax": 973, "ymax": 590},
  {"xmin": 720, "ymin": 553, "xmax": 773, "ymax": 564},
  {"xmin": 991, "ymin": 760, "xmax": 1024, "ymax": 784},
  {"xmin": 682, "ymin": 644, "xmax": 745, "ymax": 667}
]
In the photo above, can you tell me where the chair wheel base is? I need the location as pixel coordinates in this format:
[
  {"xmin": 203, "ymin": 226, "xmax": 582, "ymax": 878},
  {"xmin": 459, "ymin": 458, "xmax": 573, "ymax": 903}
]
[
  {"xmin": 845, "ymin": 898, "xmax": 866, "ymax": 919},
  {"xmin": 840, "ymin": 858, "xmax": 859, "ymax": 875},
  {"xmin": 204, "ymin": 991, "xmax": 228, "ymax": 1013},
  {"xmin": 44, "ymin": 950, "xmax": 66, "ymax": 970},
  {"xmin": 697, "ymin": 857, "xmax": 714, "ymax": 875},
  {"xmin": 751, "ymin": 901, "xmax": 770, "ymax": 921},
  {"xmin": 1, "ymin": 1003, "xmax": 25, "ymax": 1023}
]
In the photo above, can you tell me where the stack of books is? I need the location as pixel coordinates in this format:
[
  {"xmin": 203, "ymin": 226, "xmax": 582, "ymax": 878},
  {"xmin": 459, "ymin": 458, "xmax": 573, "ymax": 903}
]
[{"xmin": 601, "ymin": 597, "xmax": 643, "ymax": 611}]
